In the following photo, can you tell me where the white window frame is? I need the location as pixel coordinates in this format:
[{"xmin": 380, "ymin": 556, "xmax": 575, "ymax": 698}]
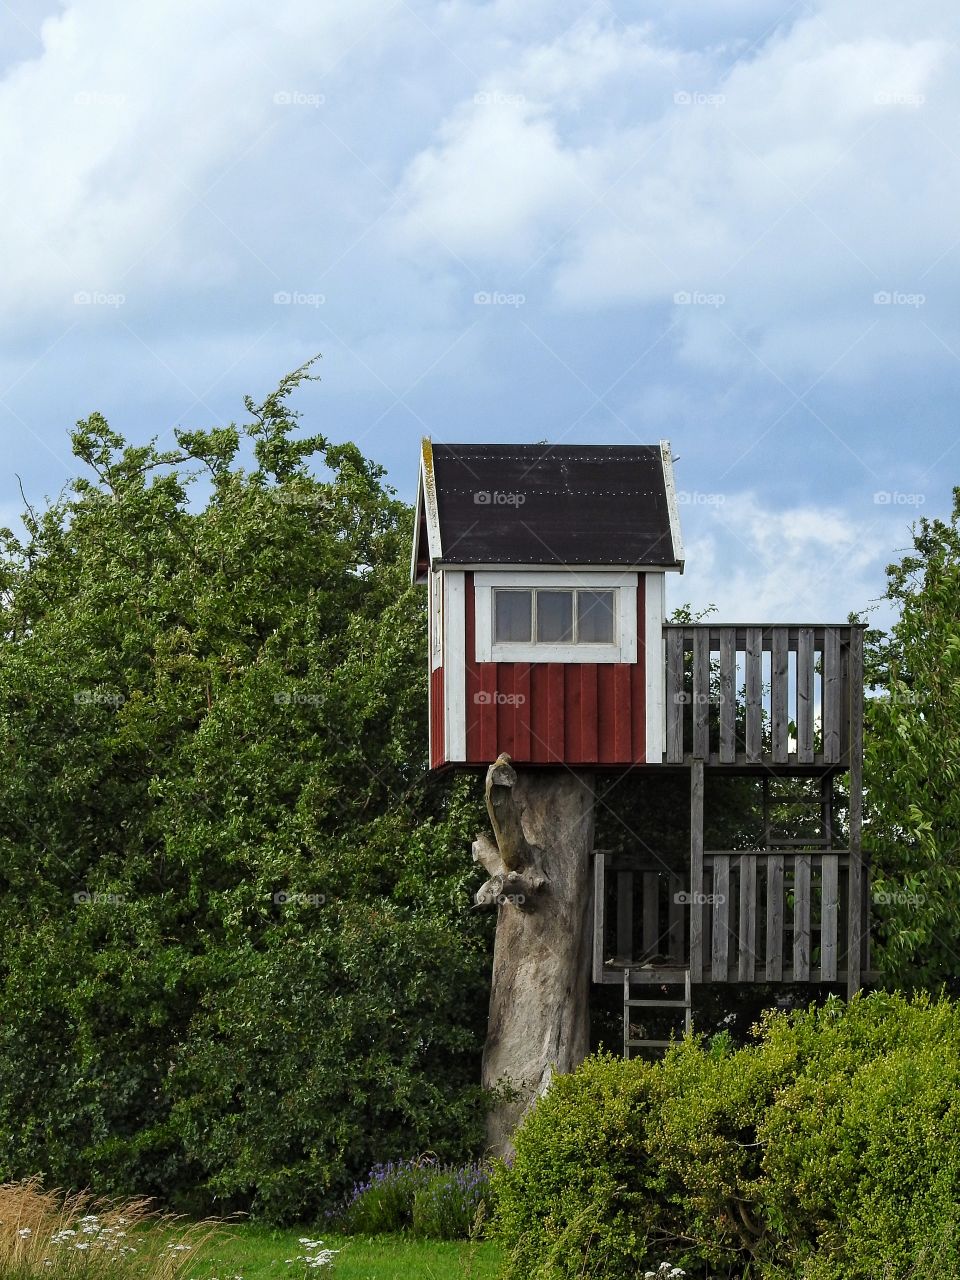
[{"xmin": 474, "ymin": 571, "xmax": 638, "ymax": 664}]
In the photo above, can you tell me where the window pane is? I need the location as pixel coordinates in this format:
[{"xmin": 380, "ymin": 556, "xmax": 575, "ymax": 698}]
[
  {"xmin": 537, "ymin": 591, "xmax": 574, "ymax": 643},
  {"xmin": 495, "ymin": 590, "xmax": 532, "ymax": 642},
  {"xmin": 577, "ymin": 590, "xmax": 615, "ymax": 643}
]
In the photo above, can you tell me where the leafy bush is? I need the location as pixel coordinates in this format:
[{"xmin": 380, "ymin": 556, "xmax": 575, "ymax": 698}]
[
  {"xmin": 494, "ymin": 992, "xmax": 960, "ymax": 1279},
  {"xmin": 492, "ymin": 1053, "xmax": 668, "ymax": 1278},
  {"xmin": 0, "ymin": 371, "xmax": 491, "ymax": 1221}
]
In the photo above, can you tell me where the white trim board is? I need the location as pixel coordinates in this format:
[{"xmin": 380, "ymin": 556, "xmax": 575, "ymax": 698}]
[
  {"xmin": 422, "ymin": 440, "xmax": 445, "ymax": 570},
  {"xmin": 660, "ymin": 439, "xmax": 685, "ymax": 572},
  {"xmin": 442, "ymin": 571, "xmax": 466, "ymax": 761},
  {"xmin": 644, "ymin": 571, "xmax": 666, "ymax": 762}
]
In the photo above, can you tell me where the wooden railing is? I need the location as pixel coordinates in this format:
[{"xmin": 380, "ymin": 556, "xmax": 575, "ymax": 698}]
[
  {"xmin": 592, "ymin": 851, "xmax": 871, "ymax": 986},
  {"xmin": 662, "ymin": 624, "xmax": 864, "ymax": 768}
]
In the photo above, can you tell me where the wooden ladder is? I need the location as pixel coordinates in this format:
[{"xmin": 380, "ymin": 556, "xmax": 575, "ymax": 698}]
[{"xmin": 623, "ymin": 968, "xmax": 692, "ymax": 1058}]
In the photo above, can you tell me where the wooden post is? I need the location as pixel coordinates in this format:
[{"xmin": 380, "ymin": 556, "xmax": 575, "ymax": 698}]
[
  {"xmin": 475, "ymin": 755, "xmax": 595, "ymax": 1156},
  {"xmin": 847, "ymin": 628, "xmax": 865, "ymax": 996},
  {"xmin": 689, "ymin": 759, "xmax": 704, "ymax": 983}
]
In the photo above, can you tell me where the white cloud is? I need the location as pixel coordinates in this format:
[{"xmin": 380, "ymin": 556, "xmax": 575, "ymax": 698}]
[
  {"xmin": 396, "ymin": 0, "xmax": 960, "ymax": 377},
  {"xmin": 0, "ymin": 0, "xmax": 396, "ymax": 334},
  {"xmin": 393, "ymin": 18, "xmax": 708, "ymax": 263},
  {"xmin": 667, "ymin": 491, "xmax": 895, "ymax": 623}
]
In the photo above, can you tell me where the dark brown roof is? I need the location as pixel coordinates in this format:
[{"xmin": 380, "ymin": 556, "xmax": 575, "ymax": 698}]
[{"xmin": 412, "ymin": 442, "xmax": 683, "ymax": 579}]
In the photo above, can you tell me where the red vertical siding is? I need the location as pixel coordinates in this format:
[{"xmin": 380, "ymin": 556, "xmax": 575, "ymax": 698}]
[
  {"xmin": 514, "ymin": 665, "xmax": 532, "ymax": 759},
  {"xmin": 459, "ymin": 572, "xmax": 649, "ymax": 768},
  {"xmin": 580, "ymin": 663, "xmax": 599, "ymax": 763},
  {"xmin": 430, "ymin": 666, "xmax": 444, "ymax": 769}
]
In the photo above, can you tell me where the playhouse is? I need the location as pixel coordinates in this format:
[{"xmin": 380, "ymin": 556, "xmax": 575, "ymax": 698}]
[
  {"xmin": 411, "ymin": 440, "xmax": 684, "ymax": 770},
  {"xmin": 412, "ymin": 438, "xmax": 869, "ymax": 1054}
]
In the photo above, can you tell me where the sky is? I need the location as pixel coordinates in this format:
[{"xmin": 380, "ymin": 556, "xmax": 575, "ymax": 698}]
[{"xmin": 1, "ymin": 0, "xmax": 958, "ymax": 625}]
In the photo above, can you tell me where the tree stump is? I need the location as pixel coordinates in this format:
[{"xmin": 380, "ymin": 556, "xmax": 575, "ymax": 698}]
[{"xmin": 473, "ymin": 754, "xmax": 595, "ymax": 1155}]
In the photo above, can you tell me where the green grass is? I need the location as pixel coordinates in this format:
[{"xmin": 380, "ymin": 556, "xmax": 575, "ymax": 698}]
[{"xmin": 189, "ymin": 1226, "xmax": 503, "ymax": 1280}]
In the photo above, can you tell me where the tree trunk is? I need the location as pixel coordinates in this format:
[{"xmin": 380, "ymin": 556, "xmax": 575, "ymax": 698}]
[{"xmin": 473, "ymin": 754, "xmax": 595, "ymax": 1156}]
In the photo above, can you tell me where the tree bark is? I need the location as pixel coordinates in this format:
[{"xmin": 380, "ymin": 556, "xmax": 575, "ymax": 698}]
[{"xmin": 473, "ymin": 754, "xmax": 595, "ymax": 1156}]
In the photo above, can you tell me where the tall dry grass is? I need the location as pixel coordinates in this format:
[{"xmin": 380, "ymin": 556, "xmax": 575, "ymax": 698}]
[{"xmin": 0, "ymin": 1179, "xmax": 221, "ymax": 1279}]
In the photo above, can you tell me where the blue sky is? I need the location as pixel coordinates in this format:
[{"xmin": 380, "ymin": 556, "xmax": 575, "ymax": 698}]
[{"xmin": 1, "ymin": 0, "xmax": 957, "ymax": 624}]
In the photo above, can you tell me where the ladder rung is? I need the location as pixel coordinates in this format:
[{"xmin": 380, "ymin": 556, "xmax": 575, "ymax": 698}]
[
  {"xmin": 626, "ymin": 1039, "xmax": 674, "ymax": 1048},
  {"xmin": 625, "ymin": 998, "xmax": 689, "ymax": 1008}
]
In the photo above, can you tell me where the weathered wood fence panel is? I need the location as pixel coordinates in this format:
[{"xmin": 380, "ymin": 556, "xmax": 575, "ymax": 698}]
[
  {"xmin": 662, "ymin": 624, "xmax": 862, "ymax": 769},
  {"xmin": 595, "ymin": 849, "xmax": 860, "ymax": 986}
]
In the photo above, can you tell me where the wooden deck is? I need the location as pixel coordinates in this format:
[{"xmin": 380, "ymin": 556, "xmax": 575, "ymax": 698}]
[{"xmin": 595, "ymin": 621, "xmax": 868, "ymax": 1007}]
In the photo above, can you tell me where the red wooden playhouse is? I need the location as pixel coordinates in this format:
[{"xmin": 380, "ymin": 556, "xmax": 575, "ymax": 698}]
[{"xmin": 411, "ymin": 440, "xmax": 684, "ymax": 771}]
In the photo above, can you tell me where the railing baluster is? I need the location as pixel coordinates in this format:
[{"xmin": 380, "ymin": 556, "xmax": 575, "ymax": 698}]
[
  {"xmin": 666, "ymin": 627, "xmax": 685, "ymax": 763},
  {"xmin": 822, "ymin": 627, "xmax": 841, "ymax": 764},
  {"xmin": 797, "ymin": 627, "xmax": 814, "ymax": 764},
  {"xmin": 693, "ymin": 630, "xmax": 710, "ymax": 759},
  {"xmin": 772, "ymin": 630, "xmax": 789, "ymax": 764},
  {"xmin": 719, "ymin": 629, "xmax": 736, "ymax": 763},
  {"xmin": 738, "ymin": 856, "xmax": 757, "ymax": 981},
  {"xmin": 712, "ymin": 855, "xmax": 730, "ymax": 981},
  {"xmin": 794, "ymin": 853, "xmax": 811, "ymax": 980},
  {"xmin": 766, "ymin": 854, "xmax": 784, "ymax": 980},
  {"xmin": 745, "ymin": 626, "xmax": 762, "ymax": 762},
  {"xmin": 821, "ymin": 854, "xmax": 838, "ymax": 981},
  {"xmin": 593, "ymin": 852, "xmax": 607, "ymax": 984}
]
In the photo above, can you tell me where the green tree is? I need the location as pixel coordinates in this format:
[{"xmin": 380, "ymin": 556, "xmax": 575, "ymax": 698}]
[
  {"xmin": 0, "ymin": 363, "xmax": 489, "ymax": 1221},
  {"xmin": 864, "ymin": 487, "xmax": 960, "ymax": 988}
]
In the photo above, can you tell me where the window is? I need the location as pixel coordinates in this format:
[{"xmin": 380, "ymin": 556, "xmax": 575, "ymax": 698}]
[
  {"xmin": 475, "ymin": 572, "xmax": 637, "ymax": 664},
  {"xmin": 537, "ymin": 591, "xmax": 573, "ymax": 642},
  {"xmin": 577, "ymin": 590, "xmax": 615, "ymax": 643},
  {"xmin": 494, "ymin": 589, "xmax": 532, "ymax": 642},
  {"xmin": 493, "ymin": 588, "xmax": 616, "ymax": 646}
]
